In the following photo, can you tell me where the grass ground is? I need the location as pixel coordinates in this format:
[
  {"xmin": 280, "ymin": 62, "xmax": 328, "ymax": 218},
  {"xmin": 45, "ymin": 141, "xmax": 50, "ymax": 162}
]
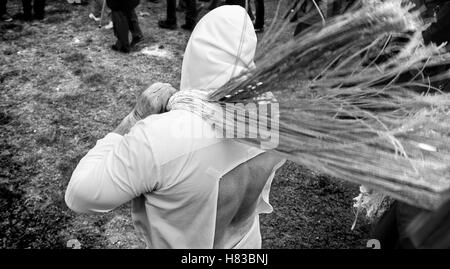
[{"xmin": 0, "ymin": 0, "xmax": 370, "ymax": 249}]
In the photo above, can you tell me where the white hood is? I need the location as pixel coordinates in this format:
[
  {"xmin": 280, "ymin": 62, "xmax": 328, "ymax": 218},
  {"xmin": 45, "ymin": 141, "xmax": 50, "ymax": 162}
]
[{"xmin": 180, "ymin": 5, "xmax": 257, "ymax": 92}]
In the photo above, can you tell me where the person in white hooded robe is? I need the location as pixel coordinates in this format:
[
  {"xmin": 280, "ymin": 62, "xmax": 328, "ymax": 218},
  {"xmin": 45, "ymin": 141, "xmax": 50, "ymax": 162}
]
[{"xmin": 65, "ymin": 5, "xmax": 285, "ymax": 249}]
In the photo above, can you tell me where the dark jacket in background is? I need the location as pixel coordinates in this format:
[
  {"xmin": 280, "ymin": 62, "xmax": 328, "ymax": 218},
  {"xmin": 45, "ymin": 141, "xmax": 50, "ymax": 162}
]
[
  {"xmin": 423, "ymin": 1, "xmax": 450, "ymax": 45},
  {"xmin": 422, "ymin": 1, "xmax": 450, "ymax": 92},
  {"xmin": 106, "ymin": 0, "xmax": 140, "ymax": 11},
  {"xmin": 0, "ymin": 0, "xmax": 7, "ymax": 16},
  {"xmin": 22, "ymin": 0, "xmax": 46, "ymax": 20},
  {"xmin": 106, "ymin": 0, "xmax": 143, "ymax": 52}
]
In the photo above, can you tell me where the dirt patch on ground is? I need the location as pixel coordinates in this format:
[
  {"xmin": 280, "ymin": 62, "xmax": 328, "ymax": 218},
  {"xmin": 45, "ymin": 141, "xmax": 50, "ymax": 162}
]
[{"xmin": 0, "ymin": 0, "xmax": 370, "ymax": 249}]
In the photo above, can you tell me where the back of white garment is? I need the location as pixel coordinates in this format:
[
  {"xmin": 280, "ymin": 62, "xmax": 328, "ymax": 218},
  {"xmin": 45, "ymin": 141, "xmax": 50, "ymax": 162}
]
[
  {"xmin": 130, "ymin": 109, "xmax": 283, "ymax": 248},
  {"xmin": 131, "ymin": 5, "xmax": 285, "ymax": 249},
  {"xmin": 65, "ymin": 5, "xmax": 285, "ymax": 249}
]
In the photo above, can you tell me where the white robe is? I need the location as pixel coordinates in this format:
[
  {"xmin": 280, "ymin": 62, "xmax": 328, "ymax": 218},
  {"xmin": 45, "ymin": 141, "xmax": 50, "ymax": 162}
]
[{"xmin": 65, "ymin": 5, "xmax": 285, "ymax": 249}]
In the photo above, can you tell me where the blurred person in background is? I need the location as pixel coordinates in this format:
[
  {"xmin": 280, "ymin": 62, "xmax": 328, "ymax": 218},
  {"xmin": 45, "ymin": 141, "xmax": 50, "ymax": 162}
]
[
  {"xmin": 107, "ymin": 0, "xmax": 144, "ymax": 53},
  {"xmin": 292, "ymin": 0, "xmax": 354, "ymax": 36},
  {"xmin": 159, "ymin": 0, "xmax": 197, "ymax": 31},
  {"xmin": 0, "ymin": 0, "xmax": 12, "ymax": 22},
  {"xmin": 219, "ymin": 0, "xmax": 264, "ymax": 32},
  {"xmin": 23, "ymin": 0, "xmax": 46, "ymax": 21},
  {"xmin": 12, "ymin": 0, "xmax": 46, "ymax": 21},
  {"xmin": 248, "ymin": 0, "xmax": 265, "ymax": 32},
  {"xmin": 370, "ymin": 1, "xmax": 450, "ymax": 249}
]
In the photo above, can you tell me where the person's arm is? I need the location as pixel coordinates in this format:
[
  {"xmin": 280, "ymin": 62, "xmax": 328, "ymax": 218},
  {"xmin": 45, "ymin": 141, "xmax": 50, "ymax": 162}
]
[
  {"xmin": 113, "ymin": 112, "xmax": 140, "ymax": 136},
  {"xmin": 65, "ymin": 113, "xmax": 156, "ymax": 213},
  {"xmin": 65, "ymin": 83, "xmax": 177, "ymax": 214}
]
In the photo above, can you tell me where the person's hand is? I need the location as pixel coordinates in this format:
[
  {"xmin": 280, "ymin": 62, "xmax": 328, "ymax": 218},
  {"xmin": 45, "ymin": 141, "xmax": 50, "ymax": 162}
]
[{"xmin": 133, "ymin": 82, "xmax": 178, "ymax": 120}]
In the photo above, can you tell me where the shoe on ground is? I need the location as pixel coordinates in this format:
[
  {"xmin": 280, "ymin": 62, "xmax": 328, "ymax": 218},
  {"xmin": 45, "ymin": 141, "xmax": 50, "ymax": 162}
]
[
  {"xmin": 254, "ymin": 26, "xmax": 264, "ymax": 33},
  {"xmin": 34, "ymin": 14, "xmax": 45, "ymax": 21},
  {"xmin": 130, "ymin": 36, "xmax": 144, "ymax": 47},
  {"xmin": 181, "ymin": 23, "xmax": 195, "ymax": 31},
  {"xmin": 111, "ymin": 44, "xmax": 130, "ymax": 53},
  {"xmin": 158, "ymin": 20, "xmax": 177, "ymax": 30},
  {"xmin": 13, "ymin": 13, "xmax": 32, "ymax": 21},
  {"xmin": 111, "ymin": 44, "xmax": 119, "ymax": 51},
  {"xmin": 1, "ymin": 13, "xmax": 13, "ymax": 22}
]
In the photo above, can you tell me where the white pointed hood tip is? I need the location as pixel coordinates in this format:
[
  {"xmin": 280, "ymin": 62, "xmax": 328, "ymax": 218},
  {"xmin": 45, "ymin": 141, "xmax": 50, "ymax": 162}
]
[{"xmin": 180, "ymin": 5, "xmax": 257, "ymax": 92}]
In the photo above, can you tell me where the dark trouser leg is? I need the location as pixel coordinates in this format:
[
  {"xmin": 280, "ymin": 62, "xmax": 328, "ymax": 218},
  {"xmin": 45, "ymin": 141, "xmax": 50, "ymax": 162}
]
[
  {"xmin": 166, "ymin": 0, "xmax": 177, "ymax": 24},
  {"xmin": 33, "ymin": 0, "xmax": 45, "ymax": 19},
  {"xmin": 185, "ymin": 0, "xmax": 196, "ymax": 26},
  {"xmin": 247, "ymin": 0, "xmax": 254, "ymax": 21},
  {"xmin": 225, "ymin": 0, "xmax": 244, "ymax": 6},
  {"xmin": 0, "ymin": 0, "xmax": 7, "ymax": 15},
  {"xmin": 225, "ymin": 0, "xmax": 254, "ymax": 20},
  {"xmin": 253, "ymin": 0, "xmax": 264, "ymax": 28},
  {"xmin": 178, "ymin": 0, "xmax": 187, "ymax": 9},
  {"xmin": 370, "ymin": 202, "xmax": 399, "ymax": 249},
  {"xmin": 22, "ymin": 0, "xmax": 32, "ymax": 18},
  {"xmin": 126, "ymin": 8, "xmax": 143, "ymax": 40},
  {"xmin": 111, "ymin": 10, "xmax": 130, "ymax": 51},
  {"xmin": 208, "ymin": 0, "xmax": 219, "ymax": 10}
]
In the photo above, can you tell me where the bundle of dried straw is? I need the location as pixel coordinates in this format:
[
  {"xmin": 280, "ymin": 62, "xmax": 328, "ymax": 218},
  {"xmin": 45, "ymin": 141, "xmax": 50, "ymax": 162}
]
[{"xmin": 168, "ymin": 0, "xmax": 450, "ymax": 210}]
